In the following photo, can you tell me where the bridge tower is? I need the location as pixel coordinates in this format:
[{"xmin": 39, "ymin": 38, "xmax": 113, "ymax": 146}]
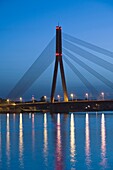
[{"xmin": 51, "ymin": 26, "xmax": 68, "ymax": 103}]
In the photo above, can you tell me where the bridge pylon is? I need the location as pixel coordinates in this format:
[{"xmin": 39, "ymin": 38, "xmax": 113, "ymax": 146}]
[{"xmin": 51, "ymin": 26, "xmax": 68, "ymax": 103}]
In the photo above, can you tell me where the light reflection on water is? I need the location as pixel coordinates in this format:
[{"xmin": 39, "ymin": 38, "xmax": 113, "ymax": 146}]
[
  {"xmin": 0, "ymin": 112, "xmax": 113, "ymax": 169},
  {"xmin": 6, "ymin": 113, "xmax": 10, "ymax": 167},
  {"xmin": 70, "ymin": 113, "xmax": 76, "ymax": 167},
  {"xmin": 19, "ymin": 113, "xmax": 24, "ymax": 168},
  {"xmin": 32, "ymin": 113, "xmax": 35, "ymax": 155},
  {"xmin": 85, "ymin": 113, "xmax": 91, "ymax": 167},
  {"xmin": 0, "ymin": 117, "xmax": 1, "ymax": 163},
  {"xmin": 43, "ymin": 113, "xmax": 48, "ymax": 165},
  {"xmin": 100, "ymin": 113, "xmax": 107, "ymax": 168},
  {"xmin": 56, "ymin": 113, "xmax": 62, "ymax": 169}
]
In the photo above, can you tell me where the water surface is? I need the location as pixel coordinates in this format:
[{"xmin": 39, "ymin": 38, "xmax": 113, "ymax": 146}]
[{"xmin": 0, "ymin": 112, "xmax": 113, "ymax": 169}]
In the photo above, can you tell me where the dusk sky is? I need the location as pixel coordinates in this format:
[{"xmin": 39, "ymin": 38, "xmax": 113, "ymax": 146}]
[{"xmin": 0, "ymin": 0, "xmax": 113, "ymax": 100}]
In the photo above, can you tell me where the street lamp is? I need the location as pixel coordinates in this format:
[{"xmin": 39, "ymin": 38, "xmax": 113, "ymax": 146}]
[
  {"xmin": 70, "ymin": 93, "xmax": 74, "ymax": 101},
  {"xmin": 32, "ymin": 95, "xmax": 35, "ymax": 103},
  {"xmin": 44, "ymin": 96, "xmax": 47, "ymax": 102},
  {"xmin": 85, "ymin": 93, "xmax": 88, "ymax": 100},
  {"xmin": 7, "ymin": 99, "xmax": 9, "ymax": 104},
  {"xmin": 101, "ymin": 92, "xmax": 104, "ymax": 100},
  {"xmin": 57, "ymin": 95, "xmax": 60, "ymax": 102},
  {"xmin": 20, "ymin": 97, "xmax": 22, "ymax": 102}
]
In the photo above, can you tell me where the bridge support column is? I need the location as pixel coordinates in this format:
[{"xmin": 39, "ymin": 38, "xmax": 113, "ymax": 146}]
[{"xmin": 51, "ymin": 26, "xmax": 68, "ymax": 103}]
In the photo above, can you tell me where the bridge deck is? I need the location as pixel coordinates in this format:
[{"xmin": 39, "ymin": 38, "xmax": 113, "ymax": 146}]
[{"xmin": 0, "ymin": 100, "xmax": 113, "ymax": 113}]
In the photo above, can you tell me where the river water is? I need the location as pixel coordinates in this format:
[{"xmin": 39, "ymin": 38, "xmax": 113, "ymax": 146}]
[{"xmin": 0, "ymin": 112, "xmax": 113, "ymax": 170}]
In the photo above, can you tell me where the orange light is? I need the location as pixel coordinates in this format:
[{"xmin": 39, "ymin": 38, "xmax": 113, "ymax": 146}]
[
  {"xmin": 56, "ymin": 53, "xmax": 62, "ymax": 56},
  {"xmin": 56, "ymin": 26, "xmax": 62, "ymax": 30},
  {"xmin": 56, "ymin": 26, "xmax": 59, "ymax": 30}
]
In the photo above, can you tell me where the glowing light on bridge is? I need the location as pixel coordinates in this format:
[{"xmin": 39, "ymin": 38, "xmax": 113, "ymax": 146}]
[
  {"xmin": 70, "ymin": 93, "xmax": 74, "ymax": 101},
  {"xmin": 56, "ymin": 26, "xmax": 62, "ymax": 30},
  {"xmin": 85, "ymin": 93, "xmax": 89, "ymax": 100},
  {"xmin": 20, "ymin": 97, "xmax": 22, "ymax": 102},
  {"xmin": 57, "ymin": 95, "xmax": 61, "ymax": 102},
  {"xmin": 56, "ymin": 53, "xmax": 62, "ymax": 56},
  {"xmin": 44, "ymin": 96, "xmax": 47, "ymax": 102},
  {"xmin": 101, "ymin": 92, "xmax": 104, "ymax": 100},
  {"xmin": 32, "ymin": 95, "xmax": 35, "ymax": 103},
  {"xmin": 7, "ymin": 99, "xmax": 10, "ymax": 104}
]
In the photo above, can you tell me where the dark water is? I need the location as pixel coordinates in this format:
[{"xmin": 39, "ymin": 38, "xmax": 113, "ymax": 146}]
[{"xmin": 0, "ymin": 112, "xmax": 113, "ymax": 170}]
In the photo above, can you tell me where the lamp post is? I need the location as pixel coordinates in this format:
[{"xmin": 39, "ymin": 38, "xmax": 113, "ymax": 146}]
[
  {"xmin": 101, "ymin": 92, "xmax": 104, "ymax": 100},
  {"xmin": 57, "ymin": 95, "xmax": 60, "ymax": 102},
  {"xmin": 44, "ymin": 96, "xmax": 47, "ymax": 102},
  {"xmin": 70, "ymin": 93, "xmax": 74, "ymax": 101},
  {"xmin": 7, "ymin": 99, "xmax": 9, "ymax": 104},
  {"xmin": 20, "ymin": 97, "xmax": 22, "ymax": 102},
  {"xmin": 85, "ymin": 93, "xmax": 88, "ymax": 100},
  {"xmin": 32, "ymin": 95, "xmax": 35, "ymax": 103}
]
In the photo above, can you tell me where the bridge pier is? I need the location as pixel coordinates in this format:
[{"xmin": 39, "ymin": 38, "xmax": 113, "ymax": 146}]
[{"xmin": 51, "ymin": 26, "xmax": 68, "ymax": 103}]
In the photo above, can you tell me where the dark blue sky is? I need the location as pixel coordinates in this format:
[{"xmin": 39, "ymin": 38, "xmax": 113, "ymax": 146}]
[{"xmin": 0, "ymin": 0, "xmax": 113, "ymax": 100}]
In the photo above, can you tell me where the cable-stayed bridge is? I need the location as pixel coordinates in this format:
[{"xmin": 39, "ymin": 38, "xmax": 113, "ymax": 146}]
[{"xmin": 8, "ymin": 26, "xmax": 113, "ymax": 102}]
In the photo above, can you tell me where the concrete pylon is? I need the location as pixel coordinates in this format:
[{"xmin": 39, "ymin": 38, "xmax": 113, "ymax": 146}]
[{"xmin": 51, "ymin": 26, "xmax": 68, "ymax": 103}]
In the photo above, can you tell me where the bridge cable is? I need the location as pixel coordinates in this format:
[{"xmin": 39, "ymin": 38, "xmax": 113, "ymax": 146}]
[
  {"xmin": 63, "ymin": 33, "xmax": 113, "ymax": 58},
  {"xmin": 63, "ymin": 48, "xmax": 113, "ymax": 90},
  {"xmin": 8, "ymin": 37, "xmax": 55, "ymax": 99},
  {"xmin": 63, "ymin": 39, "xmax": 113, "ymax": 73},
  {"xmin": 63, "ymin": 54, "xmax": 98, "ymax": 96}
]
